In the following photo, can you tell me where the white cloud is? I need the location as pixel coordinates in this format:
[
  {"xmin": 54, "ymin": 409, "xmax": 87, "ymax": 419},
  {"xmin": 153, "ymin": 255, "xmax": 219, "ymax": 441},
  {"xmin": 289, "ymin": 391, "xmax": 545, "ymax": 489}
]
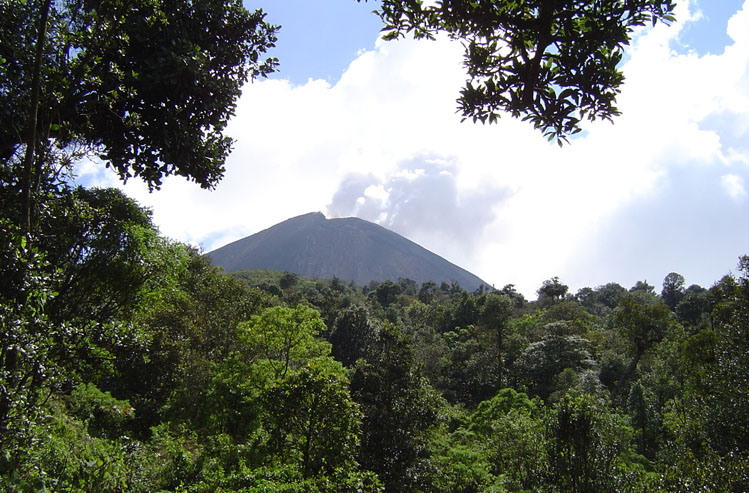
[
  {"xmin": 722, "ymin": 174, "xmax": 748, "ymax": 200},
  {"xmin": 80, "ymin": 0, "xmax": 749, "ymax": 298}
]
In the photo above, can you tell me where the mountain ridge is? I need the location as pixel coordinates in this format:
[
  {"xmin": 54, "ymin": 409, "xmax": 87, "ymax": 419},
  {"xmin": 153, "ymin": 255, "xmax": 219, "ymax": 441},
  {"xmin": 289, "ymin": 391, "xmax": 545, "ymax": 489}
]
[{"xmin": 207, "ymin": 212, "xmax": 489, "ymax": 291}]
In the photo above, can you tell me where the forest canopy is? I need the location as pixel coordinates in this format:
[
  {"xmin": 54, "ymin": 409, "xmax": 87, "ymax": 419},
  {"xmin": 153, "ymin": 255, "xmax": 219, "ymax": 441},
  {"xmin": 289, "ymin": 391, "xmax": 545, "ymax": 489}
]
[{"xmin": 1, "ymin": 1, "xmax": 746, "ymax": 491}]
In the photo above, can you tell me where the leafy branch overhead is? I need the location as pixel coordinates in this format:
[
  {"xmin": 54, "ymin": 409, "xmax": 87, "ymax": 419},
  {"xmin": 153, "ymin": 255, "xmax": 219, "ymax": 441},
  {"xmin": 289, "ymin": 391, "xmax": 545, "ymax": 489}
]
[{"xmin": 362, "ymin": 0, "xmax": 676, "ymax": 143}]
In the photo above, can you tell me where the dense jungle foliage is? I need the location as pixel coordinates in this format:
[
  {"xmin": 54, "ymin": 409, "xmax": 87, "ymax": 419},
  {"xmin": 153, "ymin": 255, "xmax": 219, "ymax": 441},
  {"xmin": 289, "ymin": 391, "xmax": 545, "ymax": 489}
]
[
  {"xmin": 1, "ymin": 185, "xmax": 747, "ymax": 491},
  {"xmin": 2, "ymin": 0, "xmax": 745, "ymax": 490}
]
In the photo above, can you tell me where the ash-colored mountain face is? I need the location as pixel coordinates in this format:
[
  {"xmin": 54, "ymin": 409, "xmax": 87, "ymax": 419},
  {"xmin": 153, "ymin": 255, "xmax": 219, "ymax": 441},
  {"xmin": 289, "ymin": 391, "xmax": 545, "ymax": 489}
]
[{"xmin": 206, "ymin": 212, "xmax": 489, "ymax": 291}]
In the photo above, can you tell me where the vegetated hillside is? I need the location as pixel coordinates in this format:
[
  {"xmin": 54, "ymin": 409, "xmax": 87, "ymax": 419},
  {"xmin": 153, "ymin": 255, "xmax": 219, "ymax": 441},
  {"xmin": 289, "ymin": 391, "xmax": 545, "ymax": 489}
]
[{"xmin": 207, "ymin": 212, "xmax": 489, "ymax": 291}]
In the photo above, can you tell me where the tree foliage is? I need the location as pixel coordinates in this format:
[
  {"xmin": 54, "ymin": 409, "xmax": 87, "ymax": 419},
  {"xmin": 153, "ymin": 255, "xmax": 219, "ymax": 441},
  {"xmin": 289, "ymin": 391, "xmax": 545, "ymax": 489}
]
[
  {"xmin": 1, "ymin": 0, "xmax": 278, "ymax": 230},
  {"xmin": 545, "ymin": 394, "xmax": 634, "ymax": 492},
  {"xmin": 362, "ymin": 0, "xmax": 676, "ymax": 143},
  {"xmin": 4, "ymin": 2, "xmax": 749, "ymax": 490}
]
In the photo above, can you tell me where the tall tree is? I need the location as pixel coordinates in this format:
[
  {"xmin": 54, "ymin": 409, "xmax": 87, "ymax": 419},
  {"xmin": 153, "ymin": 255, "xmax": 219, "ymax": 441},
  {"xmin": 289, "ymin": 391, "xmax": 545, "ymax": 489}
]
[
  {"xmin": 537, "ymin": 276, "xmax": 568, "ymax": 305},
  {"xmin": 545, "ymin": 394, "xmax": 633, "ymax": 492},
  {"xmin": 330, "ymin": 305, "xmax": 376, "ymax": 367},
  {"xmin": 262, "ymin": 359, "xmax": 362, "ymax": 479},
  {"xmin": 661, "ymin": 272, "xmax": 686, "ymax": 311},
  {"xmin": 1, "ymin": 0, "xmax": 278, "ymax": 230},
  {"xmin": 610, "ymin": 292, "xmax": 672, "ymax": 399},
  {"xmin": 360, "ymin": 0, "xmax": 676, "ymax": 142},
  {"xmin": 479, "ymin": 292, "xmax": 513, "ymax": 384},
  {"xmin": 0, "ymin": 189, "xmax": 171, "ymax": 449},
  {"xmin": 351, "ymin": 323, "xmax": 444, "ymax": 491}
]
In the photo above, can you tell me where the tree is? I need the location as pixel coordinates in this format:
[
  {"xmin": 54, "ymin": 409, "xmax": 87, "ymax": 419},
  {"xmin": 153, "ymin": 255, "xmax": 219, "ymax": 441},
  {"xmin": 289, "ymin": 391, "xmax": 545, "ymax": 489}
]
[
  {"xmin": 469, "ymin": 387, "xmax": 537, "ymax": 436},
  {"xmin": 468, "ymin": 388, "xmax": 544, "ymax": 490},
  {"xmin": 41, "ymin": 187, "xmax": 162, "ymax": 328},
  {"xmin": 596, "ymin": 282, "xmax": 628, "ymax": 310},
  {"xmin": 1, "ymin": 0, "xmax": 278, "ymax": 231},
  {"xmin": 545, "ymin": 394, "xmax": 634, "ymax": 492},
  {"xmin": 675, "ymin": 284, "xmax": 711, "ymax": 329},
  {"xmin": 661, "ymin": 272, "xmax": 686, "ymax": 311},
  {"xmin": 350, "ymin": 323, "xmax": 444, "ymax": 491},
  {"xmin": 374, "ymin": 280, "xmax": 402, "ymax": 308},
  {"xmin": 577, "ymin": 282, "xmax": 627, "ymax": 316},
  {"xmin": 238, "ymin": 305, "xmax": 330, "ymax": 381},
  {"xmin": 262, "ymin": 359, "xmax": 362, "ymax": 479},
  {"xmin": 0, "ymin": 189, "xmax": 175, "ymax": 452},
  {"xmin": 501, "ymin": 283, "xmax": 526, "ymax": 308},
  {"xmin": 610, "ymin": 292, "xmax": 672, "ymax": 399},
  {"xmin": 683, "ymin": 257, "xmax": 749, "ymax": 454},
  {"xmin": 452, "ymin": 290, "xmax": 479, "ymax": 328},
  {"xmin": 479, "ymin": 292, "xmax": 513, "ymax": 383},
  {"xmin": 0, "ymin": 221, "xmax": 59, "ymax": 451},
  {"xmin": 541, "ymin": 299, "xmax": 595, "ymax": 334},
  {"xmin": 279, "ymin": 271, "xmax": 299, "ymax": 290},
  {"xmin": 512, "ymin": 332, "xmax": 595, "ymax": 400},
  {"xmin": 629, "ymin": 280, "xmax": 655, "ymax": 294},
  {"xmin": 361, "ymin": 0, "xmax": 676, "ymax": 143},
  {"xmin": 120, "ymin": 246, "xmax": 268, "ymax": 433},
  {"xmin": 537, "ymin": 276, "xmax": 568, "ymax": 305},
  {"xmin": 418, "ymin": 281, "xmax": 438, "ymax": 304},
  {"xmin": 330, "ymin": 305, "xmax": 376, "ymax": 367}
]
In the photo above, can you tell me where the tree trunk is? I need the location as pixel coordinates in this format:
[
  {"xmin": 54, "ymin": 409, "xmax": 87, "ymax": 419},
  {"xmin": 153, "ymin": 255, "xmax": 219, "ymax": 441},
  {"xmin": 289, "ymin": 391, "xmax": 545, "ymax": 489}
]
[
  {"xmin": 20, "ymin": 0, "xmax": 53, "ymax": 233},
  {"xmin": 615, "ymin": 348, "xmax": 644, "ymax": 401}
]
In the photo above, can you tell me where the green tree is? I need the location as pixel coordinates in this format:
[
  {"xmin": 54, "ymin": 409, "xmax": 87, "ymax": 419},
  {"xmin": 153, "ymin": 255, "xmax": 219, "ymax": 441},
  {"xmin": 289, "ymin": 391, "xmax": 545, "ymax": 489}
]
[
  {"xmin": 441, "ymin": 325, "xmax": 498, "ymax": 405},
  {"xmin": 675, "ymin": 284, "xmax": 711, "ymax": 329},
  {"xmin": 596, "ymin": 282, "xmax": 628, "ymax": 310},
  {"xmin": 629, "ymin": 280, "xmax": 656, "ymax": 294},
  {"xmin": 577, "ymin": 282, "xmax": 627, "ymax": 316},
  {"xmin": 262, "ymin": 359, "xmax": 362, "ymax": 479},
  {"xmin": 0, "ymin": 188, "xmax": 172, "ymax": 453},
  {"xmin": 468, "ymin": 388, "xmax": 545, "ymax": 490},
  {"xmin": 541, "ymin": 298, "xmax": 596, "ymax": 334},
  {"xmin": 452, "ymin": 290, "xmax": 480, "ymax": 328},
  {"xmin": 112, "ymin": 245, "xmax": 268, "ymax": 434},
  {"xmin": 1, "ymin": 0, "xmax": 278, "ymax": 231},
  {"xmin": 239, "ymin": 305, "xmax": 330, "ymax": 381},
  {"xmin": 41, "ymin": 187, "xmax": 161, "ymax": 328},
  {"xmin": 418, "ymin": 281, "xmax": 438, "ymax": 304},
  {"xmin": 672, "ymin": 257, "xmax": 749, "ymax": 457},
  {"xmin": 0, "ymin": 221, "xmax": 59, "ymax": 452},
  {"xmin": 610, "ymin": 292, "xmax": 673, "ymax": 399},
  {"xmin": 469, "ymin": 387, "xmax": 537, "ymax": 436},
  {"xmin": 279, "ymin": 271, "xmax": 299, "ymax": 290},
  {"xmin": 661, "ymin": 272, "xmax": 686, "ymax": 311},
  {"xmin": 236, "ymin": 305, "xmax": 374, "ymax": 485},
  {"xmin": 427, "ymin": 428, "xmax": 500, "ymax": 493},
  {"xmin": 501, "ymin": 283, "xmax": 527, "ymax": 307},
  {"xmin": 545, "ymin": 394, "xmax": 635, "ymax": 492},
  {"xmin": 374, "ymin": 280, "xmax": 402, "ymax": 308},
  {"xmin": 329, "ymin": 305, "xmax": 376, "ymax": 367},
  {"xmin": 626, "ymin": 381, "xmax": 661, "ymax": 460},
  {"xmin": 361, "ymin": 0, "xmax": 675, "ymax": 142},
  {"xmin": 351, "ymin": 323, "xmax": 444, "ymax": 491},
  {"xmin": 537, "ymin": 276, "xmax": 569, "ymax": 305},
  {"xmin": 512, "ymin": 332, "xmax": 595, "ymax": 401},
  {"xmin": 479, "ymin": 292, "xmax": 513, "ymax": 384}
]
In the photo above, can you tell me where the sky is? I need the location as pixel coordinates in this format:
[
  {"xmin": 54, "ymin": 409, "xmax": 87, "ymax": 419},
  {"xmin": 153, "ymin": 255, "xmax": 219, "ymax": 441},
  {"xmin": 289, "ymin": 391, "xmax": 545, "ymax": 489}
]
[{"xmin": 77, "ymin": 0, "xmax": 749, "ymax": 299}]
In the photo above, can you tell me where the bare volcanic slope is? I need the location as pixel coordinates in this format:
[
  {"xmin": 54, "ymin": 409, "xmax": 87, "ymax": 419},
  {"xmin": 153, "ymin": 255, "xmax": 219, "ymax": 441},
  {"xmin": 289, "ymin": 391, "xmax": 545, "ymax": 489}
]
[{"xmin": 207, "ymin": 212, "xmax": 488, "ymax": 291}]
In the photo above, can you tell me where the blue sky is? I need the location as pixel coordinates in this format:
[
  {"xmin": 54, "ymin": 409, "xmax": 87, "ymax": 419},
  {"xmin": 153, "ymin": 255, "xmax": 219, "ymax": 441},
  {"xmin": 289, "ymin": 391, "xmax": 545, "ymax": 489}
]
[
  {"xmin": 677, "ymin": 0, "xmax": 744, "ymax": 54},
  {"xmin": 258, "ymin": 0, "xmax": 743, "ymax": 82},
  {"xmin": 252, "ymin": 0, "xmax": 382, "ymax": 85},
  {"xmin": 80, "ymin": 0, "xmax": 749, "ymax": 298}
]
